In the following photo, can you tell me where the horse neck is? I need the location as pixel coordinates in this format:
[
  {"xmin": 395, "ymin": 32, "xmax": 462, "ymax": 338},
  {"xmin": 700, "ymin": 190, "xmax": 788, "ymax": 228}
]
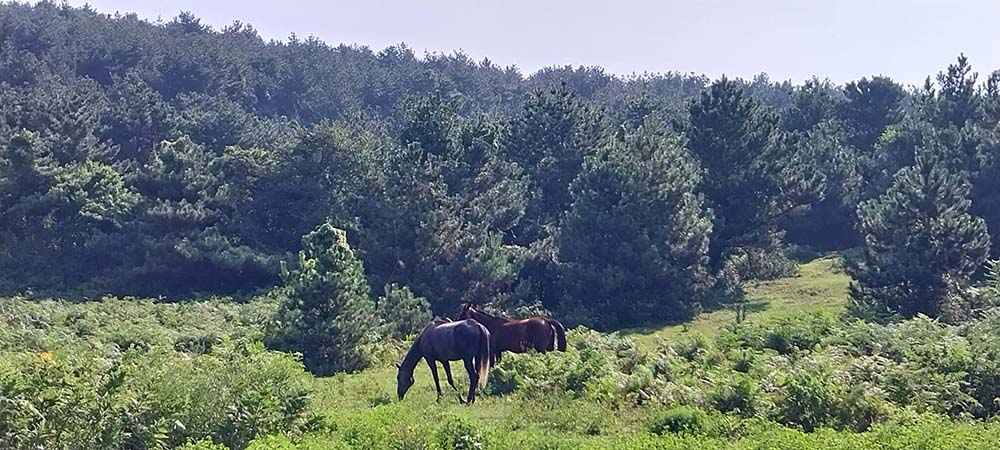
[
  {"xmin": 471, "ymin": 308, "xmax": 506, "ymax": 328},
  {"xmin": 399, "ymin": 336, "xmax": 424, "ymax": 373}
]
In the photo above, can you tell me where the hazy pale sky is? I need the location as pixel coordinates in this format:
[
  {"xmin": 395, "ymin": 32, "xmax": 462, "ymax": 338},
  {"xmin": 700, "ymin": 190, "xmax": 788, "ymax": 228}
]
[{"xmin": 60, "ymin": 0, "xmax": 1000, "ymax": 86}]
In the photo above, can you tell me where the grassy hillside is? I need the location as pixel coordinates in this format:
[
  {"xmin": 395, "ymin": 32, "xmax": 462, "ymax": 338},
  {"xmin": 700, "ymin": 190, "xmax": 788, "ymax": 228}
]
[
  {"xmin": 7, "ymin": 254, "xmax": 1000, "ymax": 449},
  {"xmin": 627, "ymin": 253, "xmax": 850, "ymax": 347}
]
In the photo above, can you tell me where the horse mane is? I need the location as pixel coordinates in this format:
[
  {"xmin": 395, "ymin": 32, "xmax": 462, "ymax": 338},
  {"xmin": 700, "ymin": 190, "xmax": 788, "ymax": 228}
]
[{"xmin": 467, "ymin": 304, "xmax": 507, "ymax": 326}]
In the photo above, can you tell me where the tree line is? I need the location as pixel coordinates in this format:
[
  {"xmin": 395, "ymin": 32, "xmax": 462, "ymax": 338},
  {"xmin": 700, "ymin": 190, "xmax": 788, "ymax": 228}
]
[{"xmin": 1, "ymin": 2, "xmax": 998, "ymax": 330}]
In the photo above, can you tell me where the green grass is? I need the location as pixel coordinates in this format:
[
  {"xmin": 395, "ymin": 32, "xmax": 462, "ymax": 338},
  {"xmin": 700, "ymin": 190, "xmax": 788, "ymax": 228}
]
[
  {"xmin": 624, "ymin": 253, "xmax": 851, "ymax": 348},
  {"xmin": 12, "ymin": 254, "xmax": 1000, "ymax": 449},
  {"xmin": 308, "ymin": 253, "xmax": 854, "ymax": 439},
  {"xmin": 311, "ymin": 364, "xmax": 641, "ymax": 440}
]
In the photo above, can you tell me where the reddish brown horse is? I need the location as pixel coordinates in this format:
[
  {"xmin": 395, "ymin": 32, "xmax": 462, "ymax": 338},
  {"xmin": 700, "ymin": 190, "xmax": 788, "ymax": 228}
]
[{"xmin": 457, "ymin": 303, "xmax": 567, "ymax": 363}]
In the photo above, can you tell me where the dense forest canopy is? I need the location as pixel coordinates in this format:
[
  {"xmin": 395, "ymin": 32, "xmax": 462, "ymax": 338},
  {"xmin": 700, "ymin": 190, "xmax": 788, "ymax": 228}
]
[{"xmin": 2, "ymin": 1, "xmax": 999, "ymax": 329}]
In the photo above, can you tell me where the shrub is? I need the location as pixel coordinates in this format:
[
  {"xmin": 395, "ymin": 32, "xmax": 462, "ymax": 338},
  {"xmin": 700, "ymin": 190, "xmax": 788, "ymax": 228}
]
[
  {"xmin": 432, "ymin": 415, "xmax": 486, "ymax": 450},
  {"xmin": 763, "ymin": 315, "xmax": 833, "ymax": 355},
  {"xmin": 673, "ymin": 334, "xmax": 711, "ymax": 362},
  {"xmin": 375, "ymin": 283, "xmax": 432, "ymax": 340},
  {"xmin": 485, "ymin": 328, "xmax": 663, "ymax": 407},
  {"xmin": 776, "ymin": 358, "xmax": 844, "ymax": 432},
  {"xmin": 710, "ymin": 374, "xmax": 758, "ymax": 417},
  {"xmin": 648, "ymin": 406, "xmax": 707, "ymax": 435},
  {"xmin": 0, "ymin": 339, "xmax": 314, "ymax": 450},
  {"xmin": 964, "ymin": 310, "xmax": 1000, "ymax": 417},
  {"xmin": 721, "ymin": 247, "xmax": 798, "ymax": 283},
  {"xmin": 0, "ymin": 296, "xmax": 275, "ymax": 355},
  {"xmin": 176, "ymin": 438, "xmax": 229, "ymax": 450},
  {"xmin": 268, "ymin": 224, "xmax": 380, "ymax": 375}
]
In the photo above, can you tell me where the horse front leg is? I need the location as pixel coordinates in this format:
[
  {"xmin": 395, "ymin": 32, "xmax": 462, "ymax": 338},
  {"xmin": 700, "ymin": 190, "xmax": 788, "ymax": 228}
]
[
  {"xmin": 463, "ymin": 357, "xmax": 478, "ymax": 404},
  {"xmin": 426, "ymin": 358, "xmax": 443, "ymax": 401},
  {"xmin": 441, "ymin": 360, "xmax": 458, "ymax": 391}
]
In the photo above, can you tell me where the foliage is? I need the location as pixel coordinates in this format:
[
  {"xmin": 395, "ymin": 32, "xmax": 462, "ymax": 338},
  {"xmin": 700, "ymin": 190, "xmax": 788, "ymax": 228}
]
[
  {"xmin": 268, "ymin": 223, "xmax": 380, "ymax": 375},
  {"xmin": 685, "ymin": 78, "xmax": 819, "ymax": 285},
  {"xmin": 648, "ymin": 406, "xmax": 707, "ymax": 435},
  {"xmin": 9, "ymin": 258, "xmax": 1000, "ymax": 447},
  {"xmin": 849, "ymin": 144, "xmax": 990, "ymax": 322},
  {"xmin": 0, "ymin": 339, "xmax": 313, "ymax": 450},
  {"xmin": 375, "ymin": 283, "xmax": 432, "ymax": 340},
  {"xmin": 555, "ymin": 121, "xmax": 713, "ymax": 328},
  {"xmin": 3, "ymin": 4, "xmax": 1000, "ymax": 329}
]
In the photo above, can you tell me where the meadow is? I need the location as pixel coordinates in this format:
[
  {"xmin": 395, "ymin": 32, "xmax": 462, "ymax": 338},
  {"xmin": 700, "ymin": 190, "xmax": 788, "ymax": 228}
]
[{"xmin": 6, "ymin": 254, "xmax": 1000, "ymax": 449}]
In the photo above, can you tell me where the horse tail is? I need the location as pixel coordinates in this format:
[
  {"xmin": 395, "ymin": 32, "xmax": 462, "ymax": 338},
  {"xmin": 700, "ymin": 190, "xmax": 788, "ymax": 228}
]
[
  {"xmin": 546, "ymin": 319, "xmax": 567, "ymax": 351},
  {"xmin": 476, "ymin": 324, "xmax": 491, "ymax": 390}
]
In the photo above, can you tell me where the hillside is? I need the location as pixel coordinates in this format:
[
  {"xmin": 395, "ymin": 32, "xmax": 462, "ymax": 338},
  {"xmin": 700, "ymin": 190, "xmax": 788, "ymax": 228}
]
[
  {"xmin": 6, "ymin": 256, "xmax": 1000, "ymax": 449},
  {"xmin": 627, "ymin": 253, "xmax": 851, "ymax": 347},
  {"xmin": 312, "ymin": 254, "xmax": 853, "ymax": 431}
]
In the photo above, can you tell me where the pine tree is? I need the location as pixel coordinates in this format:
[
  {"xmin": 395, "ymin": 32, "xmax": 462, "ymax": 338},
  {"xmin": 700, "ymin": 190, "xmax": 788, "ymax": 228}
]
[
  {"xmin": 781, "ymin": 121, "xmax": 860, "ymax": 250},
  {"xmin": 505, "ymin": 84, "xmax": 606, "ymax": 246},
  {"xmin": 783, "ymin": 77, "xmax": 841, "ymax": 133},
  {"xmin": 917, "ymin": 55, "xmax": 1000, "ymax": 258},
  {"xmin": 362, "ymin": 93, "xmax": 527, "ymax": 314},
  {"xmin": 376, "ymin": 283, "xmax": 432, "ymax": 339},
  {"xmin": 984, "ymin": 71, "xmax": 1000, "ymax": 125},
  {"xmin": 933, "ymin": 54, "xmax": 981, "ymax": 129},
  {"xmin": 850, "ymin": 141, "xmax": 990, "ymax": 321},
  {"xmin": 269, "ymin": 223, "xmax": 379, "ymax": 375},
  {"xmin": 98, "ymin": 71, "xmax": 177, "ymax": 161},
  {"xmin": 555, "ymin": 122, "xmax": 713, "ymax": 328},
  {"xmin": 122, "ymin": 137, "xmax": 279, "ymax": 294},
  {"xmin": 0, "ymin": 131, "xmax": 138, "ymax": 287},
  {"xmin": 686, "ymin": 78, "xmax": 818, "ymax": 279},
  {"xmin": 973, "ymin": 137, "xmax": 1000, "ymax": 257},
  {"xmin": 838, "ymin": 76, "xmax": 905, "ymax": 154},
  {"xmin": 500, "ymin": 84, "xmax": 608, "ymax": 311}
]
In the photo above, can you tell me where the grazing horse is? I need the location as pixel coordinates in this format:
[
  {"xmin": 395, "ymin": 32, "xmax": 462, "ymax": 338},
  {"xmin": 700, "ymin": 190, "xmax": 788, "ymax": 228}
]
[
  {"xmin": 396, "ymin": 319, "xmax": 492, "ymax": 404},
  {"xmin": 457, "ymin": 303, "xmax": 567, "ymax": 364}
]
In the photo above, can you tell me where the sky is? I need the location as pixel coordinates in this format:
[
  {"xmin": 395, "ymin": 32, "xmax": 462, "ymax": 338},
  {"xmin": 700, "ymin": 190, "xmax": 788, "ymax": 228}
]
[{"xmin": 55, "ymin": 0, "xmax": 1000, "ymax": 86}]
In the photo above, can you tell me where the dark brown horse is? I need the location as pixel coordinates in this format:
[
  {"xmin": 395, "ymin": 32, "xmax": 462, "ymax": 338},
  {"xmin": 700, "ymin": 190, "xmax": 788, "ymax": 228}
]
[
  {"xmin": 457, "ymin": 303, "xmax": 567, "ymax": 364},
  {"xmin": 396, "ymin": 319, "xmax": 492, "ymax": 404}
]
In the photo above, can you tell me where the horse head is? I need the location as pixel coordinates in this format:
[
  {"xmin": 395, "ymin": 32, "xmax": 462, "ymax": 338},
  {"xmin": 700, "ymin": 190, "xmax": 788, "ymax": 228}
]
[
  {"xmin": 457, "ymin": 302, "xmax": 473, "ymax": 319},
  {"xmin": 396, "ymin": 363, "xmax": 415, "ymax": 400}
]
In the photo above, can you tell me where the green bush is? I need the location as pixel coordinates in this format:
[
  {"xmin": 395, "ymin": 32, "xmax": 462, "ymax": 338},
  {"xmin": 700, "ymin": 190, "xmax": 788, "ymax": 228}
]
[
  {"xmin": 963, "ymin": 310, "xmax": 1000, "ymax": 417},
  {"xmin": 433, "ymin": 415, "xmax": 486, "ymax": 450},
  {"xmin": 486, "ymin": 328, "xmax": 653, "ymax": 405},
  {"xmin": 720, "ymin": 247, "xmax": 798, "ymax": 284},
  {"xmin": 14, "ymin": 294, "xmax": 1000, "ymax": 448},
  {"xmin": 176, "ymin": 438, "xmax": 229, "ymax": 450},
  {"xmin": 763, "ymin": 315, "xmax": 832, "ymax": 355},
  {"xmin": 648, "ymin": 406, "xmax": 707, "ymax": 435},
  {"xmin": 268, "ymin": 224, "xmax": 380, "ymax": 375},
  {"xmin": 671, "ymin": 334, "xmax": 711, "ymax": 362},
  {"xmin": 776, "ymin": 357, "xmax": 845, "ymax": 431},
  {"xmin": 0, "ymin": 296, "xmax": 275, "ymax": 354},
  {"xmin": 247, "ymin": 434, "xmax": 350, "ymax": 450},
  {"xmin": 0, "ymin": 340, "xmax": 314, "ymax": 450},
  {"xmin": 375, "ymin": 283, "xmax": 432, "ymax": 340},
  {"xmin": 710, "ymin": 374, "xmax": 758, "ymax": 417}
]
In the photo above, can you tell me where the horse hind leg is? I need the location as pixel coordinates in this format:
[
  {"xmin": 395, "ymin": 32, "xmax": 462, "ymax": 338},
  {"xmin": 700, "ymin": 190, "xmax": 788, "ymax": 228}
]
[
  {"xmin": 441, "ymin": 360, "xmax": 458, "ymax": 391},
  {"xmin": 463, "ymin": 357, "xmax": 478, "ymax": 404}
]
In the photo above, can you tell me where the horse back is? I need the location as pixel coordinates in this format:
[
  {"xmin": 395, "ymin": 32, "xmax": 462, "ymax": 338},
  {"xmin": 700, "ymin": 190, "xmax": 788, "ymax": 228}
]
[{"xmin": 421, "ymin": 319, "xmax": 484, "ymax": 361}]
